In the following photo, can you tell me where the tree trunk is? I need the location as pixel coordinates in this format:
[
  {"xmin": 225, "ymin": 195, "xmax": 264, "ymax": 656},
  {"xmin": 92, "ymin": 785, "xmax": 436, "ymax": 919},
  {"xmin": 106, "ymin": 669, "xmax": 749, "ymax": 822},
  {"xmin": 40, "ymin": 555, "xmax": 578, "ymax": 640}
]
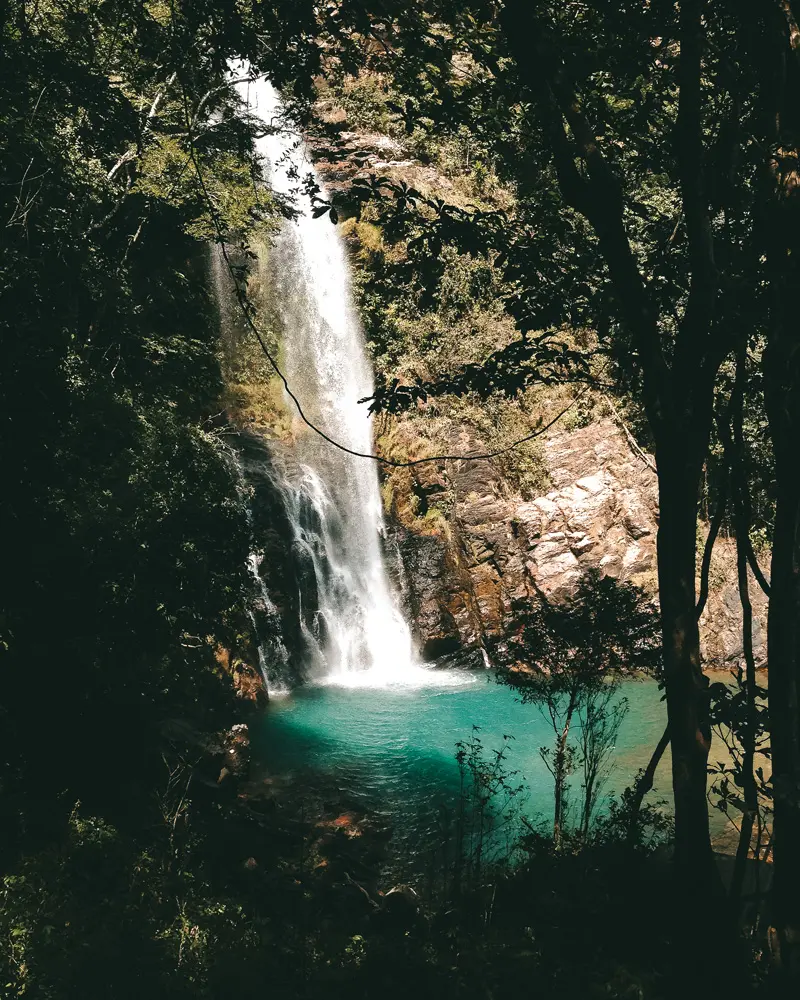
[
  {"xmin": 741, "ymin": 1, "xmax": 800, "ymax": 974},
  {"xmin": 499, "ymin": 0, "xmax": 721, "ymax": 885},
  {"xmin": 553, "ymin": 693, "xmax": 577, "ymax": 847},
  {"xmin": 580, "ymin": 702, "xmax": 598, "ymax": 841},
  {"xmin": 765, "ymin": 395, "xmax": 800, "ymax": 973},
  {"xmin": 656, "ymin": 442, "xmax": 714, "ymax": 884},
  {"xmin": 732, "ymin": 0, "xmax": 800, "ymax": 973},
  {"xmin": 725, "ymin": 360, "xmax": 760, "ymax": 904},
  {"xmin": 731, "ymin": 526, "xmax": 758, "ymax": 903}
]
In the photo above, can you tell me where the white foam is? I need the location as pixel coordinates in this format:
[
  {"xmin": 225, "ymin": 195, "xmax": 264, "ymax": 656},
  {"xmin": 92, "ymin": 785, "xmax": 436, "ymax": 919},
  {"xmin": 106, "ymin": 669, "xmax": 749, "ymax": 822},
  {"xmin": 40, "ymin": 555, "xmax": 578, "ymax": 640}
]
[{"xmin": 317, "ymin": 666, "xmax": 480, "ymax": 691}]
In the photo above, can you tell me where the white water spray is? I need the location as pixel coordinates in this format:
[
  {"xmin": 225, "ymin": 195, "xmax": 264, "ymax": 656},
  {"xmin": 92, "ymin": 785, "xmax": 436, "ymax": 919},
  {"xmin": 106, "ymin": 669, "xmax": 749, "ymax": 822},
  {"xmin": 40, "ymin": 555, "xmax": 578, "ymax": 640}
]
[{"xmin": 232, "ymin": 67, "xmax": 437, "ymax": 687}]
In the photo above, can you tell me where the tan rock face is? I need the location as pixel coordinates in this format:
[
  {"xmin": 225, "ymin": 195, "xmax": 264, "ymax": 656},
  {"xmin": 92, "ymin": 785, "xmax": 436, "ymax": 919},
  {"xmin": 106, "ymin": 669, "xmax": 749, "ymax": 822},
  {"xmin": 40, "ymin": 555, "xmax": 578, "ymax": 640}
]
[{"xmin": 392, "ymin": 417, "xmax": 767, "ymax": 671}]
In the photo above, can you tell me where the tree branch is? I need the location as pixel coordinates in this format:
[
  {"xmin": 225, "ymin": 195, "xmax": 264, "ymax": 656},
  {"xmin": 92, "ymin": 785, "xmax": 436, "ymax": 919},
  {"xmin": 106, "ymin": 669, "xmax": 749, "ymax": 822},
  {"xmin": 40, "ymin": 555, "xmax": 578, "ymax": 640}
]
[
  {"xmin": 108, "ymin": 71, "xmax": 177, "ymax": 182},
  {"xmin": 745, "ymin": 541, "xmax": 771, "ymax": 597},
  {"xmin": 627, "ymin": 724, "xmax": 670, "ymax": 847},
  {"xmin": 499, "ymin": 1, "xmax": 671, "ymax": 432}
]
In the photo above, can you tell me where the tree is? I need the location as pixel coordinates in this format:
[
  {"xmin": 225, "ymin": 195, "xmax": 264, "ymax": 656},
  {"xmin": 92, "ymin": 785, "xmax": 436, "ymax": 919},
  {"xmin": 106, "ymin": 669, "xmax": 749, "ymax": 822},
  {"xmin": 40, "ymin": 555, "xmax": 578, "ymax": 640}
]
[
  {"xmin": 492, "ymin": 0, "xmax": 734, "ymax": 891},
  {"xmin": 354, "ymin": 0, "xmax": 774, "ymax": 897},
  {"xmin": 576, "ymin": 685, "xmax": 630, "ymax": 840},
  {"xmin": 494, "ymin": 573, "xmax": 661, "ymax": 847},
  {"xmin": 742, "ymin": 2, "xmax": 800, "ymax": 974},
  {"xmin": 0, "ymin": 0, "xmax": 268, "ymax": 819},
  {"xmin": 0, "ymin": 0, "xmax": 404, "ymax": 848}
]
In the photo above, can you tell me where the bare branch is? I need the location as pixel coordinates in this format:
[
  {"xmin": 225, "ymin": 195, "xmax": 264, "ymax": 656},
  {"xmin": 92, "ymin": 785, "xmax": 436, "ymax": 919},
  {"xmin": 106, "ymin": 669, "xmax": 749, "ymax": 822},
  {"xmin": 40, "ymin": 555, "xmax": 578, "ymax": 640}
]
[
  {"xmin": 627, "ymin": 724, "xmax": 670, "ymax": 846},
  {"xmin": 107, "ymin": 71, "xmax": 177, "ymax": 182}
]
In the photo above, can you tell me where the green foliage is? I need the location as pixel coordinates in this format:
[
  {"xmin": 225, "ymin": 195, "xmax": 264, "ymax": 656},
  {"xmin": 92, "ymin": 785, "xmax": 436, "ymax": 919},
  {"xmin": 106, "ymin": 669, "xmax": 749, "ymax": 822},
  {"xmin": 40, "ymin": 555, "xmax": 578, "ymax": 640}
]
[
  {"xmin": 366, "ymin": 327, "xmax": 589, "ymax": 415},
  {"xmin": 321, "ymin": 71, "xmax": 405, "ymax": 136},
  {"xmin": 316, "ymin": 69, "xmax": 584, "ymax": 503},
  {"xmin": 708, "ymin": 671, "xmax": 773, "ymax": 860},
  {"xmin": 0, "ymin": 1, "xmax": 275, "ymax": 827},
  {"xmin": 453, "ymin": 729, "xmax": 528, "ymax": 880},
  {"xmin": 495, "ymin": 572, "xmax": 663, "ymax": 701},
  {"xmin": 592, "ymin": 781, "xmax": 674, "ymax": 856}
]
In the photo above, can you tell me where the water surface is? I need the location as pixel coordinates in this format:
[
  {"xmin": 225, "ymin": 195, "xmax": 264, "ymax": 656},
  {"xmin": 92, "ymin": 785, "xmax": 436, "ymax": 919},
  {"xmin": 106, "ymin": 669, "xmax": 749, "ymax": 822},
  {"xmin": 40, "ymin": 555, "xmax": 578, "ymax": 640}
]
[{"xmin": 252, "ymin": 671, "xmax": 677, "ymax": 876}]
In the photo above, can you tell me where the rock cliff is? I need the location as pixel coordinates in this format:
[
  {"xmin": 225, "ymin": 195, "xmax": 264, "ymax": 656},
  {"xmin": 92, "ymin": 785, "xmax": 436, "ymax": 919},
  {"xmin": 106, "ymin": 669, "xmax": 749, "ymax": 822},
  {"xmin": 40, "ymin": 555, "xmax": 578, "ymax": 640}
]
[{"xmin": 388, "ymin": 417, "xmax": 767, "ymax": 672}]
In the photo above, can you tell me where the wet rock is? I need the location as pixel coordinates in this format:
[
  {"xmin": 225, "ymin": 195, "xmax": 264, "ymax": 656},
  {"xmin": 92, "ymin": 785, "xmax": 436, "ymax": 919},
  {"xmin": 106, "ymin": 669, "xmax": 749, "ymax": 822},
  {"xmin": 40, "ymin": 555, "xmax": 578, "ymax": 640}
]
[
  {"xmin": 392, "ymin": 527, "xmax": 482, "ymax": 659},
  {"xmin": 379, "ymin": 884, "xmax": 422, "ymax": 931},
  {"xmin": 215, "ymin": 645, "xmax": 269, "ymax": 707},
  {"xmin": 232, "ymin": 430, "xmax": 322, "ymax": 688},
  {"xmin": 317, "ymin": 811, "xmax": 365, "ymax": 839}
]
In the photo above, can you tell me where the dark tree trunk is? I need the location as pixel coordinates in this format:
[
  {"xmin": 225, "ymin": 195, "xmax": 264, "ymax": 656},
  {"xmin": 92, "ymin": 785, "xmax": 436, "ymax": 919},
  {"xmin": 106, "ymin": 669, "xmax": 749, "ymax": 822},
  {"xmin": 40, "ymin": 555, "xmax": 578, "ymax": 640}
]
[
  {"xmin": 729, "ymin": 0, "xmax": 800, "ymax": 973},
  {"xmin": 731, "ymin": 530, "xmax": 758, "ymax": 904},
  {"xmin": 738, "ymin": 0, "xmax": 800, "ymax": 974},
  {"xmin": 765, "ymin": 369, "xmax": 800, "ymax": 973},
  {"xmin": 722, "ymin": 358, "xmax": 760, "ymax": 904},
  {"xmin": 553, "ymin": 692, "xmax": 577, "ymax": 848},
  {"xmin": 752, "ymin": 5, "xmax": 800, "ymax": 967},
  {"xmin": 655, "ymin": 427, "xmax": 752, "ymax": 996},
  {"xmin": 656, "ymin": 442, "xmax": 714, "ymax": 883}
]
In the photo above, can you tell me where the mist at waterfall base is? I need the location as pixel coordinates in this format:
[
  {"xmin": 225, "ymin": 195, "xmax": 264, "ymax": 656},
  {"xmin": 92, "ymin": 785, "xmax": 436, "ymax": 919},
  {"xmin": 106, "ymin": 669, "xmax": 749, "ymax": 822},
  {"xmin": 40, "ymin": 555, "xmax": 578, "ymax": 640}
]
[{"xmin": 230, "ymin": 70, "xmax": 674, "ymax": 878}]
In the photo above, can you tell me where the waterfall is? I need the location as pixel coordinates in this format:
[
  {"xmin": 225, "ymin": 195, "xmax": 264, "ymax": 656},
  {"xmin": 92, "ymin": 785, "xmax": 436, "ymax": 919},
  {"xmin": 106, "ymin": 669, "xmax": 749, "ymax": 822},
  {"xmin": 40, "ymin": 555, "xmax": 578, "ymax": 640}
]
[
  {"xmin": 232, "ymin": 68, "xmax": 418, "ymax": 686},
  {"xmin": 247, "ymin": 550, "xmax": 290, "ymax": 693}
]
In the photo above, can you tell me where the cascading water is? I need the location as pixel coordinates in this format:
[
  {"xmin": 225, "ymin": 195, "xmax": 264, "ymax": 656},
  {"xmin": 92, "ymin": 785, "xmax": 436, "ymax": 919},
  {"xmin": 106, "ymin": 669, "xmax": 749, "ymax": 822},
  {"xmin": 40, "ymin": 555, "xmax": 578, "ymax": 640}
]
[
  {"xmin": 247, "ymin": 550, "xmax": 290, "ymax": 690},
  {"xmin": 233, "ymin": 67, "xmax": 419, "ymax": 686}
]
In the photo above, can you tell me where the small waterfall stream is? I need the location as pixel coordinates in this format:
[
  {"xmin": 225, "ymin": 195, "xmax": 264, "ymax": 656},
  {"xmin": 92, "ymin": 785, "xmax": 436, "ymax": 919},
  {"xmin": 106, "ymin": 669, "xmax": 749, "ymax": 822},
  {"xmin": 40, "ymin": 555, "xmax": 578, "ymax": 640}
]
[{"xmin": 232, "ymin": 69, "xmax": 416, "ymax": 686}]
